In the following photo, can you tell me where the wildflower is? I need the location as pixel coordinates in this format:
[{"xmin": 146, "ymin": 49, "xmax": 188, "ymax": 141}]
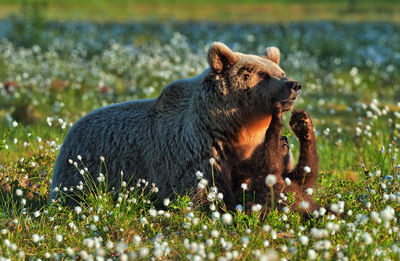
[
  {"xmin": 197, "ymin": 178, "xmax": 208, "ymax": 190},
  {"xmin": 211, "ymin": 211, "xmax": 220, "ymax": 220},
  {"xmin": 380, "ymin": 206, "xmax": 395, "ymax": 221},
  {"xmin": 284, "ymin": 177, "xmax": 292, "ymax": 186},
  {"xmin": 105, "ymin": 241, "xmax": 114, "ymax": 249},
  {"xmin": 12, "ymin": 121, "xmax": 18, "ymax": 127},
  {"xmin": 265, "ymin": 174, "xmax": 277, "ymax": 187},
  {"xmin": 195, "ymin": 171, "xmax": 203, "ymax": 179},
  {"xmin": 240, "ymin": 236, "xmax": 250, "ymax": 247},
  {"xmin": 55, "ymin": 234, "xmax": 63, "ymax": 243},
  {"xmin": 33, "ymin": 211, "xmax": 40, "ymax": 218},
  {"xmin": 209, "ymin": 158, "xmax": 216, "ymax": 165},
  {"xmin": 241, "ymin": 183, "xmax": 248, "ymax": 191},
  {"xmin": 299, "ymin": 235, "xmax": 309, "ymax": 245},
  {"xmin": 164, "ymin": 198, "xmax": 170, "ymax": 206},
  {"xmin": 74, "ymin": 206, "xmax": 82, "ymax": 214},
  {"xmin": 66, "ymin": 247, "xmax": 75, "ymax": 255},
  {"xmin": 32, "ymin": 234, "xmax": 40, "ymax": 243},
  {"xmin": 251, "ymin": 204, "xmax": 262, "ymax": 212},
  {"xmin": 15, "ymin": 189, "xmax": 23, "ymax": 196},
  {"xmin": 116, "ymin": 241, "xmax": 128, "ymax": 253},
  {"xmin": 140, "ymin": 217, "xmax": 147, "ymax": 225},
  {"xmin": 363, "ymin": 232, "xmax": 373, "ymax": 245},
  {"xmin": 306, "ymin": 188, "xmax": 313, "ymax": 195},
  {"xmin": 149, "ymin": 209, "xmax": 157, "ymax": 217},
  {"xmin": 80, "ymin": 250, "xmax": 89, "ymax": 259},
  {"xmin": 308, "ymin": 249, "xmax": 317, "ymax": 260},
  {"xmin": 100, "ymin": 156, "xmax": 105, "ymax": 161},
  {"xmin": 304, "ymin": 166, "xmax": 311, "ymax": 173},
  {"xmin": 222, "ymin": 213, "xmax": 233, "ymax": 224},
  {"xmin": 211, "ymin": 230, "xmax": 220, "ymax": 238},
  {"xmin": 300, "ymin": 201, "xmax": 310, "ymax": 210},
  {"xmin": 77, "ymin": 155, "xmax": 82, "ymax": 161},
  {"xmin": 139, "ymin": 247, "xmax": 150, "ymax": 257}
]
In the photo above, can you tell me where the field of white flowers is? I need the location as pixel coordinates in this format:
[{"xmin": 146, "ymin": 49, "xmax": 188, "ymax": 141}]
[{"xmin": 0, "ymin": 19, "xmax": 400, "ymax": 260}]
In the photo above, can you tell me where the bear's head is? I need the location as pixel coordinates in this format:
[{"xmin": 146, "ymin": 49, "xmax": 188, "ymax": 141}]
[{"xmin": 206, "ymin": 42, "xmax": 301, "ymax": 115}]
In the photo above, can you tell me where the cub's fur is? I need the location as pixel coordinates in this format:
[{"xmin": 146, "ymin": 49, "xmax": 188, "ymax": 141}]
[{"xmin": 238, "ymin": 103, "xmax": 319, "ymax": 218}]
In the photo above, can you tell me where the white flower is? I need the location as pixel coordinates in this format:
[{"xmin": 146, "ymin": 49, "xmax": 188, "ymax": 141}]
[
  {"xmin": 330, "ymin": 203, "xmax": 339, "ymax": 213},
  {"xmin": 80, "ymin": 250, "xmax": 88, "ymax": 259},
  {"xmin": 33, "ymin": 211, "xmax": 40, "ymax": 218},
  {"xmin": 300, "ymin": 201, "xmax": 310, "ymax": 210},
  {"xmin": 308, "ymin": 249, "xmax": 317, "ymax": 260},
  {"xmin": 55, "ymin": 234, "xmax": 63, "ymax": 242},
  {"xmin": 133, "ymin": 235, "xmax": 141, "ymax": 246},
  {"xmin": 197, "ymin": 178, "xmax": 208, "ymax": 190},
  {"xmin": 32, "ymin": 234, "xmax": 40, "ymax": 243},
  {"xmin": 265, "ymin": 174, "xmax": 277, "ymax": 187},
  {"xmin": 209, "ymin": 158, "xmax": 216, "ymax": 165},
  {"xmin": 195, "ymin": 171, "xmax": 203, "ymax": 179},
  {"xmin": 77, "ymin": 155, "xmax": 82, "ymax": 161},
  {"xmin": 380, "ymin": 206, "xmax": 395, "ymax": 221},
  {"xmin": 251, "ymin": 204, "xmax": 262, "ymax": 212},
  {"xmin": 74, "ymin": 206, "xmax": 82, "ymax": 214},
  {"xmin": 66, "ymin": 247, "xmax": 74, "ymax": 255},
  {"xmin": 299, "ymin": 235, "xmax": 309, "ymax": 245},
  {"xmin": 100, "ymin": 156, "xmax": 105, "ymax": 162},
  {"xmin": 116, "ymin": 241, "xmax": 128, "ymax": 253},
  {"xmin": 211, "ymin": 211, "xmax": 220, "ymax": 220},
  {"xmin": 240, "ymin": 236, "xmax": 250, "ymax": 247},
  {"xmin": 241, "ymin": 183, "xmax": 248, "ymax": 191},
  {"xmin": 221, "ymin": 213, "xmax": 233, "ymax": 224},
  {"xmin": 12, "ymin": 121, "xmax": 18, "ymax": 127},
  {"xmin": 15, "ymin": 189, "xmax": 23, "ymax": 196},
  {"xmin": 211, "ymin": 230, "xmax": 220, "ymax": 238},
  {"xmin": 149, "ymin": 209, "xmax": 157, "ymax": 217},
  {"xmin": 284, "ymin": 177, "xmax": 291, "ymax": 186},
  {"xmin": 304, "ymin": 166, "xmax": 311, "ymax": 173},
  {"xmin": 306, "ymin": 188, "xmax": 313, "ymax": 195},
  {"xmin": 363, "ymin": 232, "xmax": 373, "ymax": 245},
  {"xmin": 163, "ymin": 198, "xmax": 170, "ymax": 206}
]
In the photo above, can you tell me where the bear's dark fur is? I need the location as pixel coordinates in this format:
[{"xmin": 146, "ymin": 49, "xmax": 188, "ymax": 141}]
[{"xmin": 50, "ymin": 42, "xmax": 302, "ymax": 210}]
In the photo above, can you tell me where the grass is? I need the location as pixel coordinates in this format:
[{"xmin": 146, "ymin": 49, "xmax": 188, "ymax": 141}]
[
  {"xmin": 1, "ymin": 0, "xmax": 400, "ymax": 22},
  {"xmin": 0, "ymin": 12, "xmax": 400, "ymax": 260}
]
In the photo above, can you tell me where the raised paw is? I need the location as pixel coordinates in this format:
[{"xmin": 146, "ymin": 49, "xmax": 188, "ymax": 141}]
[{"xmin": 289, "ymin": 110, "xmax": 314, "ymax": 141}]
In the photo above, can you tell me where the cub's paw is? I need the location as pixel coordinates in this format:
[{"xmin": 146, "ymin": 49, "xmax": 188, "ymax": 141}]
[
  {"xmin": 280, "ymin": 136, "xmax": 289, "ymax": 155},
  {"xmin": 290, "ymin": 110, "xmax": 314, "ymax": 141}
]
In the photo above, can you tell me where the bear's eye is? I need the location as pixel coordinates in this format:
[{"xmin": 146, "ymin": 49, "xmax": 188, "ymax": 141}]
[
  {"xmin": 243, "ymin": 73, "xmax": 250, "ymax": 81},
  {"xmin": 258, "ymin": 72, "xmax": 270, "ymax": 79}
]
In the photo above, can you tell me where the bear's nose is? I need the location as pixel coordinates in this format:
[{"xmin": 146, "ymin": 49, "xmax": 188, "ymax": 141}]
[{"xmin": 289, "ymin": 81, "xmax": 301, "ymax": 92}]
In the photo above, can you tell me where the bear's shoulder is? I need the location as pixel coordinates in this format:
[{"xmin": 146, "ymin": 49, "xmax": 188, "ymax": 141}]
[{"xmin": 153, "ymin": 69, "xmax": 207, "ymax": 112}]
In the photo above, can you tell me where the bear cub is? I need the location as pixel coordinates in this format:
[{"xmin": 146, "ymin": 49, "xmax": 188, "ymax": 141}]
[{"xmin": 237, "ymin": 103, "xmax": 319, "ymax": 218}]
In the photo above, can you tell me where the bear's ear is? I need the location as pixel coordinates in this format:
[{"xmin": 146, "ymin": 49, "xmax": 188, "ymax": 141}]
[
  {"xmin": 264, "ymin": 46, "xmax": 280, "ymax": 65},
  {"xmin": 208, "ymin": 42, "xmax": 238, "ymax": 73}
]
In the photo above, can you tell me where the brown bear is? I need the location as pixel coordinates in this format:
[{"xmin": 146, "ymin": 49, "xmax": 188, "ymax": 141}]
[
  {"xmin": 50, "ymin": 42, "xmax": 302, "ymax": 210},
  {"xmin": 237, "ymin": 102, "xmax": 319, "ymax": 218}
]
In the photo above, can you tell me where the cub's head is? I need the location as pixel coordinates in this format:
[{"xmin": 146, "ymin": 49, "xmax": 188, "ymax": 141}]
[{"xmin": 206, "ymin": 42, "xmax": 301, "ymax": 115}]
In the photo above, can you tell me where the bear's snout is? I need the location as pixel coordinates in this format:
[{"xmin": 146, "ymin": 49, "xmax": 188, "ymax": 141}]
[{"xmin": 287, "ymin": 81, "xmax": 302, "ymax": 94}]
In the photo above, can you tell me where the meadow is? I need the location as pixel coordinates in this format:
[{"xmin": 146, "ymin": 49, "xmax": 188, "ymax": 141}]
[{"xmin": 0, "ymin": 6, "xmax": 400, "ymax": 260}]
